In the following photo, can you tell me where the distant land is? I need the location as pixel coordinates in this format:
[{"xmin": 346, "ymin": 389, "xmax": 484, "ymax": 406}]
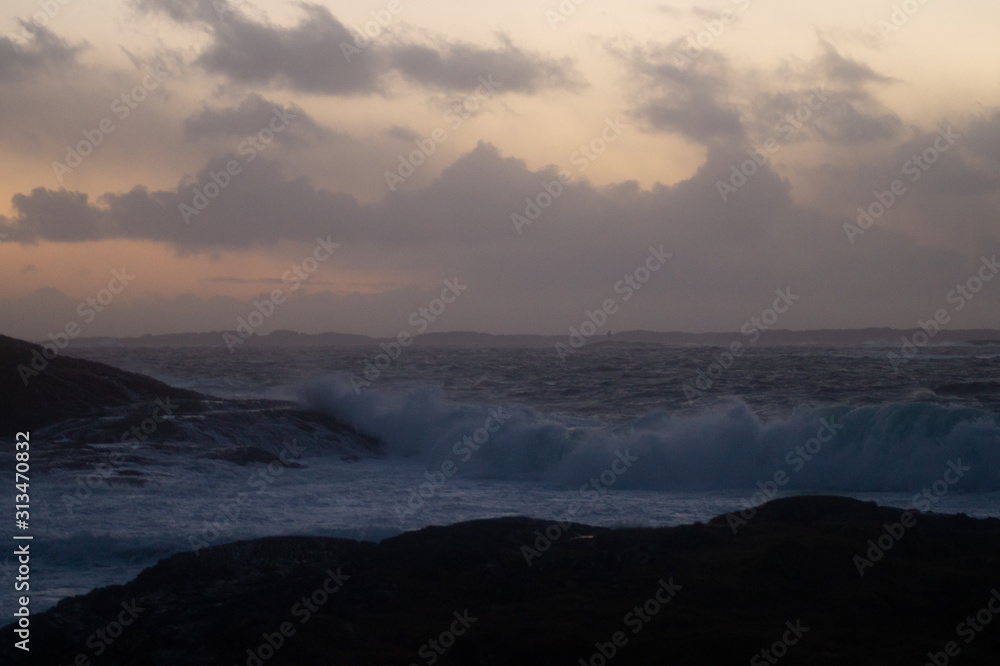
[{"xmin": 57, "ymin": 328, "xmax": 1000, "ymax": 349}]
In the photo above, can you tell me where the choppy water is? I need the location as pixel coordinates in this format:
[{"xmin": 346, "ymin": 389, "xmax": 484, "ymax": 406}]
[{"xmin": 7, "ymin": 342, "xmax": 1000, "ymax": 611}]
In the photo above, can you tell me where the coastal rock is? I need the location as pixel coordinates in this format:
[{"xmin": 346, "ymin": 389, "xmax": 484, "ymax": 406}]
[
  {"xmin": 3, "ymin": 496, "xmax": 999, "ymax": 664},
  {"xmin": 0, "ymin": 334, "xmax": 382, "ymax": 470}
]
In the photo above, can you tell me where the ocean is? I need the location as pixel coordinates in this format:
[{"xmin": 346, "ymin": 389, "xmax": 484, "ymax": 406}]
[{"xmin": 14, "ymin": 341, "xmax": 1000, "ymax": 612}]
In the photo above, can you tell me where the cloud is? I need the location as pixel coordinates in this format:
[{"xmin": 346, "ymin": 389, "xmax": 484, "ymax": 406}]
[
  {"xmin": 182, "ymin": 93, "xmax": 329, "ymax": 142},
  {"xmin": 3, "ymin": 145, "xmax": 542, "ymax": 249},
  {"xmin": 202, "ymin": 276, "xmax": 340, "ymax": 286},
  {"xmin": 0, "ymin": 26, "xmax": 85, "ymax": 82},
  {"xmin": 134, "ymin": 0, "xmax": 581, "ymax": 96},
  {"xmin": 814, "ymin": 41, "xmax": 895, "ymax": 87},
  {"xmin": 1, "ymin": 155, "xmax": 361, "ymax": 248},
  {"xmin": 799, "ymin": 42, "xmax": 902, "ymax": 143},
  {"xmin": 3, "ymin": 129, "xmax": 1000, "ymax": 335},
  {"xmin": 195, "ymin": 3, "xmax": 388, "ymax": 95},
  {"xmin": 623, "ymin": 45, "xmax": 745, "ymax": 144},
  {"xmin": 4, "ymin": 114, "xmax": 998, "ymax": 255},
  {"xmin": 384, "ymin": 125, "xmax": 421, "ymax": 142},
  {"xmin": 813, "ymin": 100, "xmax": 902, "ymax": 143},
  {"xmin": 622, "ymin": 38, "xmax": 905, "ymax": 147},
  {"xmin": 387, "ymin": 38, "xmax": 583, "ymax": 93},
  {"xmin": 5, "ymin": 188, "xmax": 102, "ymax": 243},
  {"xmin": 750, "ymin": 84, "xmax": 903, "ymax": 145}
]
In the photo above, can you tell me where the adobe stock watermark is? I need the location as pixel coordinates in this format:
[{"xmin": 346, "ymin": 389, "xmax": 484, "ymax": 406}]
[
  {"xmin": 394, "ymin": 407, "xmax": 512, "ymax": 523},
  {"xmin": 17, "ymin": 268, "xmax": 135, "ymax": 385},
  {"xmin": 407, "ymin": 609, "xmax": 478, "ymax": 666},
  {"xmin": 340, "ymin": 0, "xmax": 409, "ymax": 62},
  {"xmin": 48, "ymin": 599, "xmax": 144, "ymax": 663},
  {"xmin": 750, "ymin": 620, "xmax": 810, "ymax": 665},
  {"xmin": 877, "ymin": 0, "xmax": 933, "ymax": 39},
  {"xmin": 350, "ymin": 278, "xmax": 468, "ymax": 393},
  {"xmin": 844, "ymin": 126, "xmax": 961, "ymax": 244},
  {"xmin": 234, "ymin": 567, "xmax": 349, "ymax": 666},
  {"xmin": 717, "ymin": 86, "xmax": 830, "ymax": 202},
  {"xmin": 384, "ymin": 74, "xmax": 501, "ymax": 191},
  {"xmin": 521, "ymin": 449, "xmax": 639, "ymax": 567},
  {"xmin": 577, "ymin": 578, "xmax": 682, "ymax": 666},
  {"xmin": 187, "ymin": 439, "xmax": 306, "ymax": 554},
  {"xmin": 545, "ymin": 0, "xmax": 590, "ymax": 30},
  {"xmin": 682, "ymin": 287, "xmax": 799, "ymax": 403},
  {"xmin": 671, "ymin": 0, "xmax": 752, "ymax": 70},
  {"xmin": 922, "ymin": 588, "xmax": 1000, "ymax": 666},
  {"xmin": 180, "ymin": 106, "xmax": 297, "ymax": 224},
  {"xmin": 6, "ymin": 0, "xmax": 74, "ymax": 51},
  {"xmin": 211, "ymin": 0, "xmax": 250, "ymax": 22},
  {"xmin": 51, "ymin": 63, "xmax": 170, "ymax": 182},
  {"xmin": 724, "ymin": 416, "xmax": 843, "ymax": 535},
  {"xmin": 556, "ymin": 245, "xmax": 672, "ymax": 361},
  {"xmin": 222, "ymin": 236, "xmax": 340, "ymax": 351},
  {"xmin": 886, "ymin": 253, "xmax": 998, "ymax": 371},
  {"xmin": 512, "ymin": 117, "xmax": 628, "ymax": 234},
  {"xmin": 62, "ymin": 398, "xmax": 178, "ymax": 515},
  {"xmin": 853, "ymin": 459, "xmax": 970, "ymax": 577}
]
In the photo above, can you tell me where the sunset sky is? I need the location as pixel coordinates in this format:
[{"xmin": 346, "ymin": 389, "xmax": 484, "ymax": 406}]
[{"xmin": 1, "ymin": 0, "xmax": 999, "ymax": 338}]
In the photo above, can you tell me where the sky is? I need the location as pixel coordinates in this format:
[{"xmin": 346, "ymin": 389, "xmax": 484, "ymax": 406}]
[{"xmin": 1, "ymin": 0, "xmax": 999, "ymax": 339}]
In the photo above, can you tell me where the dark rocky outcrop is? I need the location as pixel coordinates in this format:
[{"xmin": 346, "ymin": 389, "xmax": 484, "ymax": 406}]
[
  {"xmin": 0, "ymin": 334, "xmax": 203, "ymax": 437},
  {"xmin": 0, "ymin": 334, "xmax": 381, "ymax": 468},
  {"xmin": 3, "ymin": 496, "xmax": 999, "ymax": 664}
]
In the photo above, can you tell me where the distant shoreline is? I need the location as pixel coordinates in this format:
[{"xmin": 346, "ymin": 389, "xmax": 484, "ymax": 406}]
[{"xmin": 52, "ymin": 328, "xmax": 1000, "ymax": 349}]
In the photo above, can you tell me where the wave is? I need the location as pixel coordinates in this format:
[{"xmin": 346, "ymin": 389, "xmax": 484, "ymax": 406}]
[
  {"xmin": 933, "ymin": 379, "xmax": 1000, "ymax": 396},
  {"xmin": 300, "ymin": 376, "xmax": 1000, "ymax": 493}
]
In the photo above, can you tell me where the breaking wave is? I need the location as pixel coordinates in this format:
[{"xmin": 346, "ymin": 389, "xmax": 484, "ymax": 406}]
[{"xmin": 301, "ymin": 375, "xmax": 1000, "ymax": 493}]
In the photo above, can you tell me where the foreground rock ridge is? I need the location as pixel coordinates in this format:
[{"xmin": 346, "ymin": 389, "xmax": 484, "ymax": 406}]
[{"xmin": 2, "ymin": 497, "xmax": 999, "ymax": 664}]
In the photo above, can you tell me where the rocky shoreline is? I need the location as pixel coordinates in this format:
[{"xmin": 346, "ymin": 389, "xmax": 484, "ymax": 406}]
[
  {"xmin": 2, "ymin": 334, "xmax": 999, "ymax": 663},
  {"xmin": 0, "ymin": 334, "xmax": 381, "ymax": 474},
  {"xmin": 1, "ymin": 496, "xmax": 998, "ymax": 664}
]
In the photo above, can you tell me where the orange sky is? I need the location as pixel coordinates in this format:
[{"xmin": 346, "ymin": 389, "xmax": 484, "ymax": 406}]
[{"xmin": 2, "ymin": 0, "xmax": 999, "ymax": 336}]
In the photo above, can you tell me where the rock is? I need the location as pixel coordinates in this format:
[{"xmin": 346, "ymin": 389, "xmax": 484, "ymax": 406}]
[
  {"xmin": 0, "ymin": 334, "xmax": 382, "ymax": 467},
  {"xmin": 3, "ymin": 496, "xmax": 999, "ymax": 664}
]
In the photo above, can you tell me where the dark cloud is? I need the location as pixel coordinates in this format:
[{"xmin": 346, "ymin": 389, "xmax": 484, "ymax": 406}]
[
  {"xmin": 892, "ymin": 123, "xmax": 1000, "ymax": 197},
  {"xmin": 384, "ymin": 125, "xmax": 421, "ymax": 142},
  {"xmin": 134, "ymin": 0, "xmax": 581, "ymax": 95},
  {"xmin": 131, "ymin": 0, "xmax": 207, "ymax": 22},
  {"xmin": 625, "ymin": 46, "xmax": 744, "ymax": 143},
  {"xmin": 618, "ymin": 38, "xmax": 905, "ymax": 146},
  {"xmin": 791, "ymin": 43, "xmax": 902, "ymax": 143},
  {"xmin": 6, "ymin": 188, "xmax": 102, "ymax": 243},
  {"xmin": 815, "ymin": 41, "xmax": 895, "ymax": 87},
  {"xmin": 1, "ymin": 156, "xmax": 364, "ymax": 249},
  {"xmin": 751, "ymin": 86, "xmax": 903, "ymax": 145},
  {"xmin": 387, "ymin": 39, "xmax": 583, "ymax": 93},
  {"xmin": 182, "ymin": 93, "xmax": 328, "ymax": 142},
  {"xmin": 196, "ymin": 3, "xmax": 385, "ymax": 95},
  {"xmin": 3, "ymin": 131, "xmax": 1000, "ymax": 334},
  {"xmin": 0, "ymin": 140, "xmax": 757, "ymax": 252},
  {"xmin": 0, "ymin": 26, "xmax": 85, "ymax": 82},
  {"xmin": 3, "ymin": 144, "xmax": 553, "ymax": 249},
  {"xmin": 813, "ymin": 99, "xmax": 902, "ymax": 143},
  {"xmin": 4, "ymin": 122, "xmax": 996, "ymax": 254},
  {"xmin": 639, "ymin": 87, "xmax": 744, "ymax": 143},
  {"xmin": 966, "ymin": 110, "xmax": 1000, "ymax": 167}
]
